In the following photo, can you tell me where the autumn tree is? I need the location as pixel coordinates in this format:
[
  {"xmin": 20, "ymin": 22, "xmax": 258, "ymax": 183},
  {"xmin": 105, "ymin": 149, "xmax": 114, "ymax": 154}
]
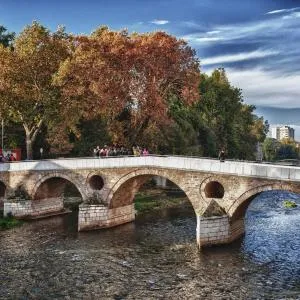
[
  {"xmin": 55, "ymin": 27, "xmax": 200, "ymax": 146},
  {"xmin": 0, "ymin": 22, "xmax": 70, "ymax": 159}
]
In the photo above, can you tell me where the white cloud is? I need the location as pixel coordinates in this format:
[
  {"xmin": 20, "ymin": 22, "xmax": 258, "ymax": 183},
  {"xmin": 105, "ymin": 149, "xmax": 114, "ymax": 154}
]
[
  {"xmin": 151, "ymin": 19, "xmax": 169, "ymax": 25},
  {"xmin": 181, "ymin": 21, "xmax": 201, "ymax": 28},
  {"xmin": 266, "ymin": 7, "xmax": 300, "ymax": 15},
  {"xmin": 183, "ymin": 35, "xmax": 224, "ymax": 44},
  {"xmin": 206, "ymin": 30, "xmax": 221, "ymax": 35},
  {"xmin": 182, "ymin": 11, "xmax": 300, "ymax": 46},
  {"xmin": 282, "ymin": 12, "xmax": 300, "ymax": 20},
  {"xmin": 201, "ymin": 49, "xmax": 279, "ymax": 65},
  {"xmin": 225, "ymin": 68, "xmax": 300, "ymax": 108}
]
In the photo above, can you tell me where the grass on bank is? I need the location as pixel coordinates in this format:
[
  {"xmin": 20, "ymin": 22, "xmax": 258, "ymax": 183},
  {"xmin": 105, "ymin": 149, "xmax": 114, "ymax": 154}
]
[
  {"xmin": 134, "ymin": 189, "xmax": 189, "ymax": 214},
  {"xmin": 0, "ymin": 214, "xmax": 23, "ymax": 230}
]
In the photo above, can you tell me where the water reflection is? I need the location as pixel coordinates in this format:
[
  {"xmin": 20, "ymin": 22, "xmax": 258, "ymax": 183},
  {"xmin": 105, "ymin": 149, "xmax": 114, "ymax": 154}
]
[{"xmin": 0, "ymin": 191, "xmax": 299, "ymax": 299}]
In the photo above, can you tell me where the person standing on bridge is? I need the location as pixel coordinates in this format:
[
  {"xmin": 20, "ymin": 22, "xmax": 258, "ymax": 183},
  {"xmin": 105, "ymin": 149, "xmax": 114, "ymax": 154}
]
[{"xmin": 218, "ymin": 149, "xmax": 225, "ymax": 162}]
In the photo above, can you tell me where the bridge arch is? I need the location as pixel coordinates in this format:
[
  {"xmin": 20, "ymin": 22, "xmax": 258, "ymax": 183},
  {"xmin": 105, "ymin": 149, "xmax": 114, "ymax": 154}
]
[
  {"xmin": 31, "ymin": 173, "xmax": 86, "ymax": 200},
  {"xmin": 107, "ymin": 168, "xmax": 201, "ymax": 212},
  {"xmin": 228, "ymin": 183, "xmax": 300, "ymax": 220}
]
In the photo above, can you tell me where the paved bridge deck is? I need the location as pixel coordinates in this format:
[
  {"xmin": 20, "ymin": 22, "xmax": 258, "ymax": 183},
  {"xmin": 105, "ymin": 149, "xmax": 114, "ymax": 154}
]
[{"xmin": 1, "ymin": 156, "xmax": 300, "ymax": 181}]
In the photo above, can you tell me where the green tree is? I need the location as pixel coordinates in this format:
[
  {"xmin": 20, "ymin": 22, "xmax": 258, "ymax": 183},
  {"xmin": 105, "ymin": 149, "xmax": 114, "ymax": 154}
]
[
  {"xmin": 71, "ymin": 118, "xmax": 111, "ymax": 157},
  {"xmin": 277, "ymin": 144, "xmax": 298, "ymax": 160},
  {"xmin": 0, "ymin": 25, "xmax": 14, "ymax": 47},
  {"xmin": 0, "ymin": 22, "xmax": 70, "ymax": 159},
  {"xmin": 197, "ymin": 69, "xmax": 268, "ymax": 159},
  {"xmin": 276, "ymin": 138, "xmax": 299, "ymax": 160},
  {"xmin": 262, "ymin": 138, "xmax": 279, "ymax": 161},
  {"xmin": 0, "ymin": 26, "xmax": 15, "ymax": 152}
]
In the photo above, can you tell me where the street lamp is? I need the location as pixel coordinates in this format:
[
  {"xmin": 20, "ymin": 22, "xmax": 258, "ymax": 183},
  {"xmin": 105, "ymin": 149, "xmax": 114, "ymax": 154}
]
[{"xmin": 40, "ymin": 147, "xmax": 43, "ymax": 159}]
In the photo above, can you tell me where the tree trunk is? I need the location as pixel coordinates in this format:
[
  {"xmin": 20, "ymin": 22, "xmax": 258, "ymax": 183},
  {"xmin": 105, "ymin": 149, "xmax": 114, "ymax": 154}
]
[
  {"xmin": 26, "ymin": 136, "xmax": 33, "ymax": 160},
  {"xmin": 23, "ymin": 119, "xmax": 43, "ymax": 160}
]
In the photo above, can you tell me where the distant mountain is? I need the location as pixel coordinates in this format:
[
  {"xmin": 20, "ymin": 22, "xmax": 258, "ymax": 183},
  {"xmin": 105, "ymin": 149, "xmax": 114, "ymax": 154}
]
[{"xmin": 255, "ymin": 106, "xmax": 300, "ymax": 140}]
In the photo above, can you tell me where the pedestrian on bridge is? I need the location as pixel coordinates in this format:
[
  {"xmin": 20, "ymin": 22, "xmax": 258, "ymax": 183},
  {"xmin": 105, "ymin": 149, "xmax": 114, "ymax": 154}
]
[{"xmin": 218, "ymin": 149, "xmax": 225, "ymax": 162}]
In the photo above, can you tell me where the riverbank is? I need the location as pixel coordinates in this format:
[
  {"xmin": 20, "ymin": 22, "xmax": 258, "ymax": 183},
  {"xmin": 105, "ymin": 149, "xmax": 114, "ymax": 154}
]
[
  {"xmin": 134, "ymin": 188, "xmax": 190, "ymax": 214},
  {"xmin": 0, "ymin": 215, "xmax": 23, "ymax": 230}
]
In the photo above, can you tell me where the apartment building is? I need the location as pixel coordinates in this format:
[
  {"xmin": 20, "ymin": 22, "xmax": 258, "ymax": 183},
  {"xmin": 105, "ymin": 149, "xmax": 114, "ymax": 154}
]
[{"xmin": 271, "ymin": 126, "xmax": 295, "ymax": 141}]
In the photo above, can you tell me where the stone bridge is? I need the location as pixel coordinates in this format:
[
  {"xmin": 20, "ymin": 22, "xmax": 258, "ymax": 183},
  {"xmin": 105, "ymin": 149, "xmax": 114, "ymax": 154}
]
[{"xmin": 1, "ymin": 156, "xmax": 300, "ymax": 248}]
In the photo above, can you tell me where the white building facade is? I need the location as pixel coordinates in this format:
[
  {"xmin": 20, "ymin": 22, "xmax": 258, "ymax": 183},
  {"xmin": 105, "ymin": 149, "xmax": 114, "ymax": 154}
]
[{"xmin": 271, "ymin": 126, "xmax": 295, "ymax": 140}]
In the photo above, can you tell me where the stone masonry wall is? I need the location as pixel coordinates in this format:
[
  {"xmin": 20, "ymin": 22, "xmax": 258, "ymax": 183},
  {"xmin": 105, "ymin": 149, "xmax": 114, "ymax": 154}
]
[
  {"xmin": 228, "ymin": 218, "xmax": 245, "ymax": 242},
  {"xmin": 78, "ymin": 204, "xmax": 135, "ymax": 231},
  {"xmin": 197, "ymin": 215, "xmax": 245, "ymax": 248},
  {"xmin": 4, "ymin": 197, "xmax": 64, "ymax": 218},
  {"xmin": 197, "ymin": 215, "xmax": 230, "ymax": 247}
]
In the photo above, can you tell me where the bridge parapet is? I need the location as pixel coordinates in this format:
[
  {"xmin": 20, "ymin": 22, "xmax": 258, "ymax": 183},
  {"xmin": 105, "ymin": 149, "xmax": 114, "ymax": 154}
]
[{"xmin": 1, "ymin": 156, "xmax": 300, "ymax": 182}]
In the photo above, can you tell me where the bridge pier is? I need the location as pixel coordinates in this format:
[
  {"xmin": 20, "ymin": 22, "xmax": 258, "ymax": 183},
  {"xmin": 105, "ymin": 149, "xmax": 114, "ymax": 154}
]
[
  {"xmin": 78, "ymin": 204, "xmax": 135, "ymax": 231},
  {"xmin": 196, "ymin": 215, "xmax": 245, "ymax": 248}
]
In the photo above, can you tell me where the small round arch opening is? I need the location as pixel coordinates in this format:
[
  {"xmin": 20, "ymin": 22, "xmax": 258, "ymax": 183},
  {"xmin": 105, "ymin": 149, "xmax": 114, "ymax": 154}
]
[
  {"xmin": 204, "ymin": 181, "xmax": 225, "ymax": 198},
  {"xmin": 89, "ymin": 175, "xmax": 104, "ymax": 191}
]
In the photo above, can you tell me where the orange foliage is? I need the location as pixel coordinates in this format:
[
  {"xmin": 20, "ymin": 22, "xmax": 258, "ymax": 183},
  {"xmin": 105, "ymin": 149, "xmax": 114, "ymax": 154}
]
[{"xmin": 55, "ymin": 27, "xmax": 200, "ymax": 144}]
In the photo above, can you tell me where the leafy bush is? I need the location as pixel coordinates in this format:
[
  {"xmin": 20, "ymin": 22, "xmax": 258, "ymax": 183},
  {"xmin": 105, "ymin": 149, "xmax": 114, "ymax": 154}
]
[{"xmin": 0, "ymin": 215, "xmax": 23, "ymax": 230}]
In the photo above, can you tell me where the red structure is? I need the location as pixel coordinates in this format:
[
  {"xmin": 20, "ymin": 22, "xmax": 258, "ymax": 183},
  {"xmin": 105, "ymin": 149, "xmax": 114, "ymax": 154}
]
[{"xmin": 0, "ymin": 148, "xmax": 21, "ymax": 161}]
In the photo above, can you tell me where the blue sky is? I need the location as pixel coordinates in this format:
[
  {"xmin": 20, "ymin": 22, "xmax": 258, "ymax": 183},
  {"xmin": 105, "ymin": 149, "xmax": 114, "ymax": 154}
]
[{"xmin": 1, "ymin": 0, "xmax": 300, "ymax": 137}]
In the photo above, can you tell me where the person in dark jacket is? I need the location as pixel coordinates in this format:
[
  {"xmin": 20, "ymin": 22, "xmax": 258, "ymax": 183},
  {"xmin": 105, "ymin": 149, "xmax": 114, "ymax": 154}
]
[{"xmin": 218, "ymin": 149, "xmax": 225, "ymax": 162}]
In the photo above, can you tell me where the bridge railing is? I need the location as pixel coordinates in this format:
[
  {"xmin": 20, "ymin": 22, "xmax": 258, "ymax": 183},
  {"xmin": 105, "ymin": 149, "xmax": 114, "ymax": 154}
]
[
  {"xmin": 0, "ymin": 153, "xmax": 299, "ymax": 166},
  {"xmin": 1, "ymin": 154, "xmax": 300, "ymax": 179}
]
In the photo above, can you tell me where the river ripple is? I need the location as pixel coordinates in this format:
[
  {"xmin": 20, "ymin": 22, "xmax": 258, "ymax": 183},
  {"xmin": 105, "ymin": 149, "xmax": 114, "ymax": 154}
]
[{"xmin": 0, "ymin": 191, "xmax": 300, "ymax": 299}]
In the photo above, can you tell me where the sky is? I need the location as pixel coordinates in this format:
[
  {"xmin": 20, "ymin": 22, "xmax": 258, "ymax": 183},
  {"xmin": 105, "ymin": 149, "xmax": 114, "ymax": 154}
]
[{"xmin": 1, "ymin": 0, "xmax": 300, "ymax": 138}]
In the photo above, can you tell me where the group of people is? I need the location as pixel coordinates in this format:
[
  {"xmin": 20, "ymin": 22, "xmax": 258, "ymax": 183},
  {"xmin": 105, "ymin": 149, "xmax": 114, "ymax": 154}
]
[
  {"xmin": 0, "ymin": 153, "xmax": 16, "ymax": 163},
  {"xmin": 93, "ymin": 145, "xmax": 149, "ymax": 157}
]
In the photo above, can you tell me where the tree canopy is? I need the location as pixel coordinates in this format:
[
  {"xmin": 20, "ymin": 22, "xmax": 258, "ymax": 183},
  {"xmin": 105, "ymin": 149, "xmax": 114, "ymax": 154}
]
[
  {"xmin": 54, "ymin": 27, "xmax": 200, "ymax": 146},
  {"xmin": 0, "ymin": 22, "xmax": 70, "ymax": 159},
  {"xmin": 263, "ymin": 137, "xmax": 299, "ymax": 161},
  {"xmin": 0, "ymin": 23, "xmax": 269, "ymax": 160},
  {"xmin": 197, "ymin": 69, "xmax": 268, "ymax": 159}
]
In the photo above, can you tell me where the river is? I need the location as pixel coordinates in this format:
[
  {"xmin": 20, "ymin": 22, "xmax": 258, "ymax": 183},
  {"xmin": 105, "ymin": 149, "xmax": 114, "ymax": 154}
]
[{"xmin": 0, "ymin": 190, "xmax": 299, "ymax": 299}]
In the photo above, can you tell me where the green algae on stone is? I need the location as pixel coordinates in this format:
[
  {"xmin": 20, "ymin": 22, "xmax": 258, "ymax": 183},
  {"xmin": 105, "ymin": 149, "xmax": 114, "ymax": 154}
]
[{"xmin": 283, "ymin": 200, "xmax": 297, "ymax": 208}]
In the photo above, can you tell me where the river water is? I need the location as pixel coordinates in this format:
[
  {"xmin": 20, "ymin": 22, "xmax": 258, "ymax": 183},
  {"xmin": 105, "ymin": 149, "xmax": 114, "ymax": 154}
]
[{"xmin": 0, "ymin": 191, "xmax": 300, "ymax": 299}]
